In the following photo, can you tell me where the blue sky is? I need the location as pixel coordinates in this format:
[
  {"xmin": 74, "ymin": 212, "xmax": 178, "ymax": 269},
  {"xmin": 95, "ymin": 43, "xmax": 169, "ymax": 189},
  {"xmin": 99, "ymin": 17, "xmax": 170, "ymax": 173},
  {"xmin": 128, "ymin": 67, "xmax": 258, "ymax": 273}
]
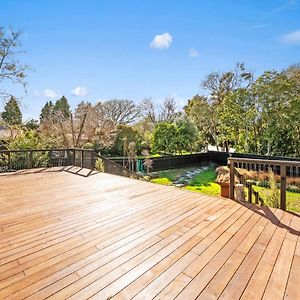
[{"xmin": 1, "ymin": 0, "xmax": 300, "ymax": 120}]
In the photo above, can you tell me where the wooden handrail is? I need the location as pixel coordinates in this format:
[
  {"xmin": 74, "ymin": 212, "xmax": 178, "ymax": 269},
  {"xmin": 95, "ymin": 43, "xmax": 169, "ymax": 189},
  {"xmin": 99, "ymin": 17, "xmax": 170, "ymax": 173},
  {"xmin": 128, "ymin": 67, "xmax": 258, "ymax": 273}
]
[
  {"xmin": 228, "ymin": 157, "xmax": 300, "ymax": 167},
  {"xmin": 228, "ymin": 157, "xmax": 300, "ymax": 211}
]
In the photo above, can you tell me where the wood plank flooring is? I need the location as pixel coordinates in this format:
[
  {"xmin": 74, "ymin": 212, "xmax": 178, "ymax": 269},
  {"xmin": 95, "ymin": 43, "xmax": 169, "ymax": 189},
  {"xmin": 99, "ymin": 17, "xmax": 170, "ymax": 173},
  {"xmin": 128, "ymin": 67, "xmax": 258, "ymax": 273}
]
[{"xmin": 0, "ymin": 167, "xmax": 299, "ymax": 299}]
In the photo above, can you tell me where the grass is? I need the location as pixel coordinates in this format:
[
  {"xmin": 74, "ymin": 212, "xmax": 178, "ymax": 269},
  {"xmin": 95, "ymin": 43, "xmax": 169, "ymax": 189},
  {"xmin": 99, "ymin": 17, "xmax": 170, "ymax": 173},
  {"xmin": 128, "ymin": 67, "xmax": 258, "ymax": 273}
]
[
  {"xmin": 152, "ymin": 167, "xmax": 195, "ymax": 182},
  {"xmin": 185, "ymin": 168, "xmax": 220, "ymax": 196},
  {"xmin": 151, "ymin": 166, "xmax": 221, "ymax": 196},
  {"xmin": 252, "ymin": 185, "xmax": 300, "ymax": 213},
  {"xmin": 150, "ymin": 177, "xmax": 172, "ymax": 185},
  {"xmin": 150, "ymin": 166, "xmax": 300, "ymax": 213}
]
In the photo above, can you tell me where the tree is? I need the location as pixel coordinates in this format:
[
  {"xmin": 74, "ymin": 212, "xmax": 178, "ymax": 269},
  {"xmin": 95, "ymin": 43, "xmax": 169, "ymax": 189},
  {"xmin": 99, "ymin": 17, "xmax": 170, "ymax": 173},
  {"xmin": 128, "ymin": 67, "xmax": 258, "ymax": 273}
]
[
  {"xmin": 216, "ymin": 69, "xmax": 300, "ymax": 156},
  {"xmin": 110, "ymin": 125, "xmax": 142, "ymax": 156},
  {"xmin": 159, "ymin": 97, "xmax": 178, "ymax": 122},
  {"xmin": 151, "ymin": 122, "xmax": 178, "ymax": 154},
  {"xmin": 25, "ymin": 119, "xmax": 39, "ymax": 130},
  {"xmin": 139, "ymin": 97, "xmax": 157, "ymax": 125},
  {"xmin": 40, "ymin": 101, "xmax": 54, "ymax": 123},
  {"xmin": 176, "ymin": 118, "xmax": 199, "ymax": 153},
  {"xmin": 151, "ymin": 119, "xmax": 198, "ymax": 154},
  {"xmin": 40, "ymin": 101, "xmax": 117, "ymax": 148},
  {"xmin": 139, "ymin": 96, "xmax": 179, "ymax": 128},
  {"xmin": 98, "ymin": 99, "xmax": 140, "ymax": 125},
  {"xmin": 53, "ymin": 96, "xmax": 71, "ymax": 118},
  {"xmin": 202, "ymin": 62, "xmax": 253, "ymax": 105},
  {"xmin": 184, "ymin": 95, "xmax": 218, "ymax": 150},
  {"xmin": 0, "ymin": 27, "xmax": 28, "ymax": 99},
  {"xmin": 1, "ymin": 96, "xmax": 22, "ymax": 125}
]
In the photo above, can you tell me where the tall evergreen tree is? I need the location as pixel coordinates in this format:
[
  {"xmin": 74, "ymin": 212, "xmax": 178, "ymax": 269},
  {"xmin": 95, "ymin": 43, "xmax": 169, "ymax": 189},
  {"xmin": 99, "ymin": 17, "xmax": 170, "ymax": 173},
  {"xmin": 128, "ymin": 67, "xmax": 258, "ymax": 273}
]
[
  {"xmin": 1, "ymin": 96, "xmax": 22, "ymax": 125},
  {"xmin": 54, "ymin": 96, "xmax": 71, "ymax": 118},
  {"xmin": 40, "ymin": 101, "xmax": 54, "ymax": 123}
]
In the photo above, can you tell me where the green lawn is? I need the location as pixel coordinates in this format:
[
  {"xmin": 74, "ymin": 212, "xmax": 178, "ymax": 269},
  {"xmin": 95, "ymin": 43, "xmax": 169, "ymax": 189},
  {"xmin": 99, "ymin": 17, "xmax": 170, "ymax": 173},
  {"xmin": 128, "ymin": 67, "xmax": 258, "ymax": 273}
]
[
  {"xmin": 150, "ymin": 177, "xmax": 172, "ymax": 185},
  {"xmin": 151, "ymin": 167, "xmax": 195, "ymax": 182},
  {"xmin": 252, "ymin": 185, "xmax": 300, "ymax": 213},
  {"xmin": 151, "ymin": 167, "xmax": 221, "ymax": 196},
  {"xmin": 150, "ymin": 167, "xmax": 300, "ymax": 212},
  {"xmin": 184, "ymin": 168, "xmax": 220, "ymax": 196}
]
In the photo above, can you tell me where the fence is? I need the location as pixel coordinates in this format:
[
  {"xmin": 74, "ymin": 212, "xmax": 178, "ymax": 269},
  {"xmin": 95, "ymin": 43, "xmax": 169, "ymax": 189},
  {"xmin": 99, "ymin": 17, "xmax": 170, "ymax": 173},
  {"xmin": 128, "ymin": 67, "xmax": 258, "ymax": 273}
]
[
  {"xmin": 110, "ymin": 152, "xmax": 210, "ymax": 172},
  {"xmin": 94, "ymin": 153, "xmax": 143, "ymax": 179},
  {"xmin": 228, "ymin": 157, "xmax": 300, "ymax": 211},
  {"xmin": 0, "ymin": 148, "xmax": 95, "ymax": 173},
  {"xmin": 110, "ymin": 151, "xmax": 300, "ymax": 173}
]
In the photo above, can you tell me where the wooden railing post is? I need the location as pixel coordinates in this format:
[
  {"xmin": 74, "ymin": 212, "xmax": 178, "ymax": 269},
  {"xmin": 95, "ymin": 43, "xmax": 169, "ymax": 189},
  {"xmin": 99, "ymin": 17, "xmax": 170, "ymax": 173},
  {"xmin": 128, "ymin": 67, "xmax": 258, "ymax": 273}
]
[
  {"xmin": 229, "ymin": 159, "xmax": 235, "ymax": 200},
  {"xmin": 280, "ymin": 164, "xmax": 287, "ymax": 211}
]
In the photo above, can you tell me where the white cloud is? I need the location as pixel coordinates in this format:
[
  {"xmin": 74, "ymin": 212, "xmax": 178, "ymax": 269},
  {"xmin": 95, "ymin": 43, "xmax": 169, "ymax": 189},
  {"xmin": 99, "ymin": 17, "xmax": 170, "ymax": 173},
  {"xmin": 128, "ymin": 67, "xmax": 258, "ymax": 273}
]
[
  {"xmin": 189, "ymin": 48, "xmax": 199, "ymax": 57},
  {"xmin": 281, "ymin": 29, "xmax": 300, "ymax": 44},
  {"xmin": 43, "ymin": 89, "xmax": 59, "ymax": 99},
  {"xmin": 71, "ymin": 86, "xmax": 88, "ymax": 97},
  {"xmin": 150, "ymin": 32, "xmax": 173, "ymax": 49}
]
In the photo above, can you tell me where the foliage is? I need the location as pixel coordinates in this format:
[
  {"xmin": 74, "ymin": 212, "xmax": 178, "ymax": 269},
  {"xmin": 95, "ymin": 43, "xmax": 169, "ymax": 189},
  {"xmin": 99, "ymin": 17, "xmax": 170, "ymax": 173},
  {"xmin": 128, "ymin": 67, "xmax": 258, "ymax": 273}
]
[
  {"xmin": 110, "ymin": 125, "xmax": 142, "ymax": 156},
  {"xmin": 151, "ymin": 119, "xmax": 199, "ymax": 154},
  {"xmin": 95, "ymin": 158, "xmax": 105, "ymax": 172},
  {"xmin": 1, "ymin": 96, "xmax": 22, "ymax": 125},
  {"xmin": 0, "ymin": 27, "xmax": 28, "ymax": 99},
  {"xmin": 40, "ymin": 101, "xmax": 54, "ymax": 123},
  {"xmin": 25, "ymin": 119, "xmax": 39, "ymax": 130},
  {"xmin": 201, "ymin": 62, "xmax": 253, "ymax": 105},
  {"xmin": 98, "ymin": 99, "xmax": 140, "ymax": 125},
  {"xmin": 215, "ymin": 166, "xmax": 231, "ymax": 183},
  {"xmin": 266, "ymin": 169, "xmax": 280, "ymax": 208},
  {"xmin": 186, "ymin": 64, "xmax": 300, "ymax": 156},
  {"xmin": 8, "ymin": 129, "xmax": 53, "ymax": 150},
  {"xmin": 151, "ymin": 122, "xmax": 178, "ymax": 154},
  {"xmin": 142, "ymin": 149, "xmax": 153, "ymax": 175},
  {"xmin": 184, "ymin": 95, "xmax": 217, "ymax": 150},
  {"xmin": 53, "ymin": 96, "xmax": 71, "ymax": 118},
  {"xmin": 176, "ymin": 118, "xmax": 198, "ymax": 153},
  {"xmin": 150, "ymin": 177, "xmax": 172, "ymax": 185}
]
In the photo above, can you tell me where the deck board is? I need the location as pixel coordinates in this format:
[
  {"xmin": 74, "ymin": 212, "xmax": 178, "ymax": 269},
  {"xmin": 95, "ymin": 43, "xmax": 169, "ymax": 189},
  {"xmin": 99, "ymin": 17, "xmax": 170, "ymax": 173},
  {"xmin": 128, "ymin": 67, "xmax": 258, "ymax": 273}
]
[{"xmin": 0, "ymin": 168, "xmax": 299, "ymax": 299}]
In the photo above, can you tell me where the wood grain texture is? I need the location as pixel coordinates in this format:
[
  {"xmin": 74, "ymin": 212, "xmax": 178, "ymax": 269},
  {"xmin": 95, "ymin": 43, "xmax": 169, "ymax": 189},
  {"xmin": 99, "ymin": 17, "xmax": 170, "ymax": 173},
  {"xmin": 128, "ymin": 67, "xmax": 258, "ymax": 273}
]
[{"xmin": 0, "ymin": 168, "xmax": 299, "ymax": 299}]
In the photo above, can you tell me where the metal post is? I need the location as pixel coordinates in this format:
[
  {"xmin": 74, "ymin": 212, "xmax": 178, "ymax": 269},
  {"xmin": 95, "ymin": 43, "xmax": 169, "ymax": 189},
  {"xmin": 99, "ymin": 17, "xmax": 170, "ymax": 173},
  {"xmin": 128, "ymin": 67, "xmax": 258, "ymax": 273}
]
[
  {"xmin": 81, "ymin": 150, "xmax": 84, "ymax": 168},
  {"xmin": 29, "ymin": 150, "xmax": 33, "ymax": 169},
  {"xmin": 73, "ymin": 149, "xmax": 76, "ymax": 166},
  {"xmin": 91, "ymin": 150, "xmax": 95, "ymax": 170}
]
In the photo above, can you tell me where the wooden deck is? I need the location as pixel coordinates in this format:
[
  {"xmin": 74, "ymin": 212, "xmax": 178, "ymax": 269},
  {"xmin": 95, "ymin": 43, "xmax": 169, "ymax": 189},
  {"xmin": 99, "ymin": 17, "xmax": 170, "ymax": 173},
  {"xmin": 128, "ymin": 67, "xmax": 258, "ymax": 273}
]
[{"xmin": 0, "ymin": 167, "xmax": 299, "ymax": 300}]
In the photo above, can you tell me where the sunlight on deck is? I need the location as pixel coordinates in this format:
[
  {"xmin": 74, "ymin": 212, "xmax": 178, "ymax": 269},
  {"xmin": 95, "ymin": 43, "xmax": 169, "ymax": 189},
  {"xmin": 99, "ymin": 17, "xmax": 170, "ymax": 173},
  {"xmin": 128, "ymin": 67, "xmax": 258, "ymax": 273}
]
[{"xmin": 0, "ymin": 169, "xmax": 299, "ymax": 299}]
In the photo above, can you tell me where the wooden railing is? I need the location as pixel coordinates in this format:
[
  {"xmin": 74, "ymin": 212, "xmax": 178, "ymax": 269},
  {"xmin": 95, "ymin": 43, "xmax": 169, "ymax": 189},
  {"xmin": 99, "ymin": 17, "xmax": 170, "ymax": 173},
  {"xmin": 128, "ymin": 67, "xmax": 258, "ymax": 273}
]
[
  {"xmin": 228, "ymin": 157, "xmax": 300, "ymax": 211},
  {"xmin": 0, "ymin": 148, "xmax": 95, "ymax": 172}
]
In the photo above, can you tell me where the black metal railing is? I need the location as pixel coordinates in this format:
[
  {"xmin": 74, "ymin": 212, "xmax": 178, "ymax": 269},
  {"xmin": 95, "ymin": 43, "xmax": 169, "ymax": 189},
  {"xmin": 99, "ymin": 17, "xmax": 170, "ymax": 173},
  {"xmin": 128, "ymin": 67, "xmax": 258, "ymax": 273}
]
[{"xmin": 0, "ymin": 148, "xmax": 95, "ymax": 173}]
